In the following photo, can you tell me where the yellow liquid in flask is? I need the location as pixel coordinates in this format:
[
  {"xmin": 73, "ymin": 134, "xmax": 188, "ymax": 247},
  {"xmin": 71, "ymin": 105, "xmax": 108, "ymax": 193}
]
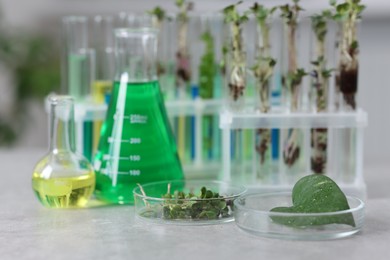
[{"xmin": 32, "ymin": 172, "xmax": 95, "ymax": 208}]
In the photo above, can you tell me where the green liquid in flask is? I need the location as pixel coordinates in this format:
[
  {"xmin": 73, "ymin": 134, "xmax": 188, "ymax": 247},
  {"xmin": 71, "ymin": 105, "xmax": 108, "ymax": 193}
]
[{"xmin": 94, "ymin": 80, "xmax": 184, "ymax": 204}]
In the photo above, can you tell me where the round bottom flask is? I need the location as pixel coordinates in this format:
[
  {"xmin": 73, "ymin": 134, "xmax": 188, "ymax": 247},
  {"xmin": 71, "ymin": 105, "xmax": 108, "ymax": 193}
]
[{"xmin": 32, "ymin": 95, "xmax": 95, "ymax": 208}]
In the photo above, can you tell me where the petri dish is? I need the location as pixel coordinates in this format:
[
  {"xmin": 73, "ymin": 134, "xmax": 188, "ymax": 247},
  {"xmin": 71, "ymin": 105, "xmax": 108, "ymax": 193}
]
[
  {"xmin": 234, "ymin": 192, "xmax": 365, "ymax": 240},
  {"xmin": 133, "ymin": 180, "xmax": 247, "ymax": 225}
]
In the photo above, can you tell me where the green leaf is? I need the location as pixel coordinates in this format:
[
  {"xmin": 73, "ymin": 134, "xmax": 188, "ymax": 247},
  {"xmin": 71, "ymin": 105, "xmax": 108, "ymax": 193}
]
[
  {"xmin": 322, "ymin": 69, "xmax": 333, "ymax": 78},
  {"xmin": 218, "ymin": 201, "xmax": 227, "ymax": 210},
  {"xmin": 175, "ymin": 0, "xmax": 184, "ymax": 8},
  {"xmin": 205, "ymin": 190, "xmax": 213, "ymax": 199},
  {"xmin": 251, "ymin": 3, "xmax": 276, "ymax": 22},
  {"xmin": 269, "ymin": 59, "xmax": 276, "ymax": 67},
  {"xmin": 270, "ymin": 175, "xmax": 356, "ymax": 227},
  {"xmin": 200, "ymin": 187, "xmax": 207, "ymax": 198},
  {"xmin": 295, "ymin": 68, "xmax": 307, "ymax": 80},
  {"xmin": 199, "ymin": 210, "xmax": 218, "ymax": 219},
  {"xmin": 336, "ymin": 3, "xmax": 350, "ymax": 14},
  {"xmin": 311, "ymin": 60, "xmax": 320, "ymax": 66},
  {"xmin": 357, "ymin": 5, "xmax": 366, "ymax": 14},
  {"xmin": 148, "ymin": 6, "xmax": 166, "ymax": 21},
  {"xmin": 251, "ymin": 2, "xmax": 259, "ymax": 12},
  {"xmin": 240, "ymin": 14, "xmax": 249, "ymax": 23},
  {"xmin": 350, "ymin": 40, "xmax": 359, "ymax": 50},
  {"xmin": 223, "ymin": 1, "xmax": 247, "ymax": 24},
  {"xmin": 322, "ymin": 9, "xmax": 333, "ymax": 18},
  {"xmin": 329, "ymin": 0, "xmax": 337, "ymax": 7},
  {"xmin": 223, "ymin": 4, "xmax": 235, "ymax": 14},
  {"xmin": 279, "ymin": 0, "xmax": 303, "ymax": 26}
]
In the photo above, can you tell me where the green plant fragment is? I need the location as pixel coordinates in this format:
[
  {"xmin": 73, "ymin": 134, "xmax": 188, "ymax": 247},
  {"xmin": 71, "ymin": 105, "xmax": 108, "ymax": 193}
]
[{"xmin": 270, "ymin": 175, "xmax": 356, "ymax": 227}]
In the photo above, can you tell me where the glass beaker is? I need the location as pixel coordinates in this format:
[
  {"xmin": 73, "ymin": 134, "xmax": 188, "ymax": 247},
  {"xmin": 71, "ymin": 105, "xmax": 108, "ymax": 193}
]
[
  {"xmin": 94, "ymin": 28, "xmax": 184, "ymax": 204},
  {"xmin": 32, "ymin": 95, "xmax": 95, "ymax": 208}
]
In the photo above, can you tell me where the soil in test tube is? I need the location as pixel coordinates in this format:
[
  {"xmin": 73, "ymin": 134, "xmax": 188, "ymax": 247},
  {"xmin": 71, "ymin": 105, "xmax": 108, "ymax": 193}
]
[
  {"xmin": 340, "ymin": 68, "xmax": 358, "ymax": 110},
  {"xmin": 94, "ymin": 80, "xmax": 184, "ymax": 204}
]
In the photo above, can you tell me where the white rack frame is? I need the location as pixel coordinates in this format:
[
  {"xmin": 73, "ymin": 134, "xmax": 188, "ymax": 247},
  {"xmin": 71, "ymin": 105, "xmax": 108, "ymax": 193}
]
[{"xmin": 219, "ymin": 108, "xmax": 368, "ymax": 199}]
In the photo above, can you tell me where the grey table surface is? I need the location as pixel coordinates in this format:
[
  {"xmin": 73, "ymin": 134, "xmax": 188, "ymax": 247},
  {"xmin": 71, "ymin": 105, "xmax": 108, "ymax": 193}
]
[{"xmin": 1, "ymin": 148, "xmax": 389, "ymax": 260}]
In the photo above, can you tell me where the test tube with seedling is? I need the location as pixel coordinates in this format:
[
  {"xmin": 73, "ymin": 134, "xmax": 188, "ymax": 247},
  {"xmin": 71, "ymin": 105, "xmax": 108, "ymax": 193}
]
[
  {"xmin": 175, "ymin": 0, "xmax": 193, "ymax": 97},
  {"xmin": 222, "ymin": 2, "xmax": 249, "ymax": 170},
  {"xmin": 148, "ymin": 6, "xmax": 171, "ymax": 98},
  {"xmin": 223, "ymin": 1, "xmax": 248, "ymax": 112},
  {"xmin": 332, "ymin": 0, "xmax": 365, "ymax": 111},
  {"xmin": 148, "ymin": 7, "xmax": 177, "ymax": 101},
  {"xmin": 198, "ymin": 16, "xmax": 217, "ymax": 161},
  {"xmin": 310, "ymin": 10, "xmax": 333, "ymax": 175},
  {"xmin": 175, "ymin": 0, "xmax": 193, "ymax": 162},
  {"xmin": 332, "ymin": 0, "xmax": 365, "ymax": 183},
  {"xmin": 250, "ymin": 3, "xmax": 277, "ymax": 180},
  {"xmin": 279, "ymin": 0, "xmax": 307, "ymax": 173}
]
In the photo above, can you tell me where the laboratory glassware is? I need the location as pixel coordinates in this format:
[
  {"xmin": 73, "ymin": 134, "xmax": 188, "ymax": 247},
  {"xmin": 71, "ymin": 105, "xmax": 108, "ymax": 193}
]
[
  {"xmin": 93, "ymin": 28, "xmax": 184, "ymax": 204},
  {"xmin": 62, "ymin": 16, "xmax": 91, "ymax": 100},
  {"xmin": 32, "ymin": 95, "xmax": 95, "ymax": 208},
  {"xmin": 92, "ymin": 15, "xmax": 115, "ymax": 156},
  {"xmin": 62, "ymin": 16, "xmax": 96, "ymax": 161},
  {"xmin": 92, "ymin": 15, "xmax": 115, "ymax": 105}
]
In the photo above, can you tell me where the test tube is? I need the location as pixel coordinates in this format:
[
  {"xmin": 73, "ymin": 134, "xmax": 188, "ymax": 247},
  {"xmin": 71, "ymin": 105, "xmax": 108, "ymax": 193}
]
[
  {"xmin": 62, "ymin": 16, "xmax": 90, "ymax": 100},
  {"xmin": 189, "ymin": 15, "xmax": 201, "ymax": 162},
  {"xmin": 161, "ymin": 16, "xmax": 177, "ymax": 101},
  {"xmin": 92, "ymin": 15, "xmax": 115, "ymax": 104},
  {"xmin": 91, "ymin": 15, "xmax": 116, "ymax": 154},
  {"xmin": 62, "ymin": 16, "xmax": 96, "ymax": 161},
  {"xmin": 198, "ymin": 14, "xmax": 215, "ymax": 162}
]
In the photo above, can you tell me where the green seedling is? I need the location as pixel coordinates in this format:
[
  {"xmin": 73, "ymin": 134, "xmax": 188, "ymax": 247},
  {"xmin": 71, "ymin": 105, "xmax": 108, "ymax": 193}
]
[
  {"xmin": 279, "ymin": 0, "xmax": 306, "ymax": 167},
  {"xmin": 331, "ymin": 0, "xmax": 365, "ymax": 110},
  {"xmin": 223, "ymin": 1, "xmax": 249, "ymax": 102},
  {"xmin": 251, "ymin": 3, "xmax": 277, "ymax": 165},
  {"xmin": 199, "ymin": 30, "xmax": 216, "ymax": 99},
  {"xmin": 310, "ymin": 10, "xmax": 333, "ymax": 174},
  {"xmin": 148, "ymin": 6, "xmax": 168, "ymax": 75}
]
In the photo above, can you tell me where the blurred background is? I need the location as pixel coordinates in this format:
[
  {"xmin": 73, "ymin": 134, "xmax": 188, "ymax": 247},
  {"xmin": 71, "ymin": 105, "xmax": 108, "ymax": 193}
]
[{"xmin": 0, "ymin": 0, "xmax": 389, "ymax": 166}]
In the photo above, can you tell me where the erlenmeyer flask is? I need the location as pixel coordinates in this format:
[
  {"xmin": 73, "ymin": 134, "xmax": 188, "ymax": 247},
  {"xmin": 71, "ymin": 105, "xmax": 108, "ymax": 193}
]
[
  {"xmin": 32, "ymin": 95, "xmax": 95, "ymax": 208},
  {"xmin": 94, "ymin": 28, "xmax": 184, "ymax": 204}
]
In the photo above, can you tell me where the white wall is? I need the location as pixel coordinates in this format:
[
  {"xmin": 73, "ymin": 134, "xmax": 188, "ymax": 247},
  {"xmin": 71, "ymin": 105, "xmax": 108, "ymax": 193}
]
[
  {"xmin": 1, "ymin": 0, "xmax": 389, "ymax": 29},
  {"xmin": 359, "ymin": 18, "xmax": 390, "ymax": 164}
]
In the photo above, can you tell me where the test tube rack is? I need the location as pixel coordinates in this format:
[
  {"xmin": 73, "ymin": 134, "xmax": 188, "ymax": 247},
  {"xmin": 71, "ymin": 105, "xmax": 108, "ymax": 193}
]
[
  {"xmin": 71, "ymin": 100, "xmax": 368, "ymax": 200},
  {"xmin": 73, "ymin": 98, "xmax": 225, "ymax": 179},
  {"xmin": 219, "ymin": 108, "xmax": 368, "ymax": 200}
]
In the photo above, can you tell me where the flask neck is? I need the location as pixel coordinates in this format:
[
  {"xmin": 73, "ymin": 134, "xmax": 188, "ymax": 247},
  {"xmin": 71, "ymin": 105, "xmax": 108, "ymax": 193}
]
[
  {"xmin": 114, "ymin": 28, "xmax": 158, "ymax": 82},
  {"xmin": 48, "ymin": 96, "xmax": 76, "ymax": 153}
]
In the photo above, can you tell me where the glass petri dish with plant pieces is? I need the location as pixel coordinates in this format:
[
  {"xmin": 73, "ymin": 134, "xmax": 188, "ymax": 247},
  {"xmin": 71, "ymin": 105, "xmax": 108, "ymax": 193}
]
[
  {"xmin": 133, "ymin": 180, "xmax": 247, "ymax": 225},
  {"xmin": 234, "ymin": 175, "xmax": 365, "ymax": 240}
]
